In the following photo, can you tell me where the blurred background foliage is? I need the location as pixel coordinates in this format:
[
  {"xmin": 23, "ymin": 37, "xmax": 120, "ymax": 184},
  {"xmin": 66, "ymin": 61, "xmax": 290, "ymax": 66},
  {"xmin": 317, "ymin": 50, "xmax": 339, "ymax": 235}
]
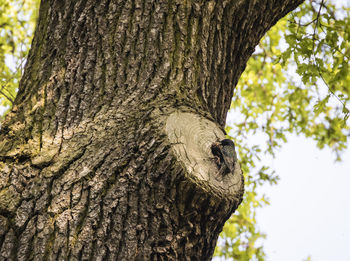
[
  {"xmin": 0, "ymin": 0, "xmax": 39, "ymax": 116},
  {"xmin": 0, "ymin": 0, "xmax": 349, "ymax": 260},
  {"xmin": 216, "ymin": 1, "xmax": 350, "ymax": 260}
]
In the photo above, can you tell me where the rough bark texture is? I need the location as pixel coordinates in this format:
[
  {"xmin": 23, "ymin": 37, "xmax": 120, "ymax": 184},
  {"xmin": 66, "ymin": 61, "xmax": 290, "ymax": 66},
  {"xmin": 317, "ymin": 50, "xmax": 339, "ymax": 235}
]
[{"xmin": 0, "ymin": 0, "xmax": 303, "ymax": 260}]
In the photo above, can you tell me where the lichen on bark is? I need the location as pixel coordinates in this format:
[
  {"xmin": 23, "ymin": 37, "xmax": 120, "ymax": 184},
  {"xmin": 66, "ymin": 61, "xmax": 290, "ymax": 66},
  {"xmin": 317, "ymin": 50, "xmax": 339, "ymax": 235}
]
[{"xmin": 0, "ymin": 0, "xmax": 304, "ymax": 260}]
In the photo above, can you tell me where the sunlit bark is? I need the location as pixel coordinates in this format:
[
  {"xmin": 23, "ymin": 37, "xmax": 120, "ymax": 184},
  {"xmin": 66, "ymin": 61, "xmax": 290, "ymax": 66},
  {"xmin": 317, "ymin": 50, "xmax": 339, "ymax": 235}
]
[{"xmin": 0, "ymin": 0, "xmax": 303, "ymax": 259}]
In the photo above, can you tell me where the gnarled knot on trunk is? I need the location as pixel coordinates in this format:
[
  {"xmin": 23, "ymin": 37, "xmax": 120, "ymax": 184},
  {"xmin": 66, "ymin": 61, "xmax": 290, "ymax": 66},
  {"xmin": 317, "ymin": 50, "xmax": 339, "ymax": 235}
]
[{"xmin": 165, "ymin": 111, "xmax": 244, "ymax": 201}]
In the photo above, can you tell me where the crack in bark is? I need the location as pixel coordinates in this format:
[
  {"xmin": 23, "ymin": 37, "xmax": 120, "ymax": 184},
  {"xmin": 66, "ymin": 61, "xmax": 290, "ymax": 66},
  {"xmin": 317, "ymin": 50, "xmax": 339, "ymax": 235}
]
[{"xmin": 0, "ymin": 0, "xmax": 304, "ymax": 259}]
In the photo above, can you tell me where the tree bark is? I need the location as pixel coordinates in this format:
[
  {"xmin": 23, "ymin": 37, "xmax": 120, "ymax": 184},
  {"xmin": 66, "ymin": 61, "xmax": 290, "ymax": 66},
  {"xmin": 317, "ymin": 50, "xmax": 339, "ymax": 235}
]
[{"xmin": 0, "ymin": 0, "xmax": 303, "ymax": 260}]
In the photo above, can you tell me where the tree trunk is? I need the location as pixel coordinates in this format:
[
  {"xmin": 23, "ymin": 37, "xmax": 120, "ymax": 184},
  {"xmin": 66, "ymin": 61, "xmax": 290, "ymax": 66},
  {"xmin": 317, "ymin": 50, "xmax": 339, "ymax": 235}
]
[{"xmin": 0, "ymin": 0, "xmax": 303, "ymax": 260}]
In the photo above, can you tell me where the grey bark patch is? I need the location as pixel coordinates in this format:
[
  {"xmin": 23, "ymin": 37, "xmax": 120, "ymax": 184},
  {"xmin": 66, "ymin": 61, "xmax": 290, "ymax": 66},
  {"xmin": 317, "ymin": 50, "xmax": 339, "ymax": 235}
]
[{"xmin": 165, "ymin": 111, "xmax": 243, "ymax": 196}]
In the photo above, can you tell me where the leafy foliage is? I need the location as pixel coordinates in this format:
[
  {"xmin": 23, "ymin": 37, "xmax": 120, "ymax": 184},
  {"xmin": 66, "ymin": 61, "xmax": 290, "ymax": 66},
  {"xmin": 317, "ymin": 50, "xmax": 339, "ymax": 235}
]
[
  {"xmin": 1, "ymin": 1, "xmax": 349, "ymax": 260},
  {"xmin": 215, "ymin": 1, "xmax": 350, "ymax": 260},
  {"xmin": 0, "ymin": 0, "xmax": 39, "ymax": 117}
]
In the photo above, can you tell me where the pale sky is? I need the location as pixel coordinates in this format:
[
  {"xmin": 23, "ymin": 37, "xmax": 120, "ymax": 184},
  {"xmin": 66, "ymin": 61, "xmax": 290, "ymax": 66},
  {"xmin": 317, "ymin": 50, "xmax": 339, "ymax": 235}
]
[
  {"xmin": 1, "ymin": 1, "xmax": 349, "ymax": 260},
  {"xmin": 256, "ymin": 134, "xmax": 350, "ymax": 261},
  {"xmin": 255, "ymin": 1, "xmax": 350, "ymax": 260}
]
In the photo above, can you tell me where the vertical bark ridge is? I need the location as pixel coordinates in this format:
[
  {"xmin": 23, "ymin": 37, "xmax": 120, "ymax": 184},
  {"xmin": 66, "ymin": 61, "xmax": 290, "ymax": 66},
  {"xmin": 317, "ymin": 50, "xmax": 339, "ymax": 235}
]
[{"xmin": 0, "ymin": 0, "xmax": 304, "ymax": 260}]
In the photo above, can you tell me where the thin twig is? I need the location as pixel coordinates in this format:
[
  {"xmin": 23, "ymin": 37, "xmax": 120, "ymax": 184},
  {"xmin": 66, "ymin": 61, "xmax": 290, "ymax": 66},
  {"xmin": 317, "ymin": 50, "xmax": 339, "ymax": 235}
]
[{"xmin": 312, "ymin": 0, "xmax": 324, "ymax": 52}]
